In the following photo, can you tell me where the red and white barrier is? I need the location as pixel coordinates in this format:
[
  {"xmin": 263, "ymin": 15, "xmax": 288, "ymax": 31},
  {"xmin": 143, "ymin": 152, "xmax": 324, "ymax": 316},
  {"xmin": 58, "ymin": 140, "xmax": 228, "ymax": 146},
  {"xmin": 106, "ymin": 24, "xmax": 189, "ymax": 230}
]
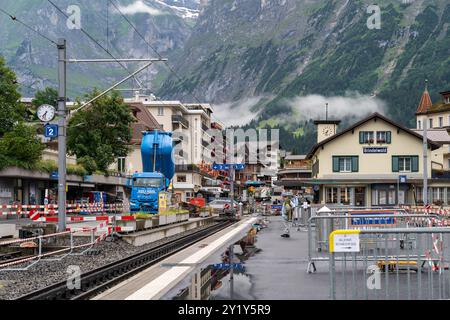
[{"xmin": 0, "ymin": 203, "xmax": 124, "ymax": 218}]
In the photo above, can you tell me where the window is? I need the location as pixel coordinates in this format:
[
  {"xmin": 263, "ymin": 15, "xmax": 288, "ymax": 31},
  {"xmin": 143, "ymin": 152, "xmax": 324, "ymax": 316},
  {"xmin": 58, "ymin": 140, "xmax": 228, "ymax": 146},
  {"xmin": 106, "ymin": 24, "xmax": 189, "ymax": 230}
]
[
  {"xmin": 339, "ymin": 157, "xmax": 352, "ymax": 172},
  {"xmin": 429, "ymin": 118, "xmax": 433, "ymax": 128},
  {"xmin": 177, "ymin": 175, "xmax": 186, "ymax": 183},
  {"xmin": 333, "ymin": 156, "xmax": 358, "ymax": 173},
  {"xmin": 416, "ymin": 187, "xmax": 423, "ymax": 203},
  {"xmin": 392, "ymin": 156, "xmax": 419, "ymax": 172},
  {"xmin": 379, "ymin": 190, "xmax": 387, "ymax": 205},
  {"xmin": 376, "ymin": 131, "xmax": 391, "ymax": 144},
  {"xmin": 447, "ymin": 97, "xmax": 450, "ymax": 104},
  {"xmin": 439, "ymin": 117, "xmax": 443, "ymax": 128},
  {"xmin": 431, "ymin": 187, "xmax": 445, "ymax": 204},
  {"xmin": 117, "ymin": 157, "xmax": 125, "ymax": 173},
  {"xmin": 388, "ymin": 190, "xmax": 396, "ymax": 205},
  {"xmin": 326, "ymin": 187, "xmax": 338, "ymax": 204},
  {"xmin": 355, "ymin": 187, "xmax": 366, "ymax": 206},
  {"xmin": 157, "ymin": 106, "xmax": 164, "ymax": 116},
  {"xmin": 448, "ymin": 158, "xmax": 450, "ymax": 170},
  {"xmin": 359, "ymin": 131, "xmax": 374, "ymax": 144},
  {"xmin": 133, "ymin": 178, "xmax": 163, "ymax": 188},
  {"xmin": 398, "ymin": 157, "xmax": 411, "ymax": 172},
  {"xmin": 417, "ymin": 120, "xmax": 421, "ymax": 130},
  {"xmin": 340, "ymin": 187, "xmax": 351, "ymax": 205}
]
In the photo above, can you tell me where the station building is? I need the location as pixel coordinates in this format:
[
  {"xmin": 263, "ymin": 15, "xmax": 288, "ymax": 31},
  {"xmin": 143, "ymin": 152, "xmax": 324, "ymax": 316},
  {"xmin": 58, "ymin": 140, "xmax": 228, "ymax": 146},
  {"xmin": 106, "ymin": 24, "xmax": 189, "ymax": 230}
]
[{"xmin": 305, "ymin": 87, "xmax": 450, "ymax": 207}]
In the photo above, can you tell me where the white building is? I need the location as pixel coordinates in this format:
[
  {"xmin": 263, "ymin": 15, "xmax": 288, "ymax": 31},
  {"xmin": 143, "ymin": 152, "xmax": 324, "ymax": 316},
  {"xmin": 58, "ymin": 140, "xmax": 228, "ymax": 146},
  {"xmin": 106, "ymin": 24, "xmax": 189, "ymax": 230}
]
[{"xmin": 122, "ymin": 94, "xmax": 220, "ymax": 202}]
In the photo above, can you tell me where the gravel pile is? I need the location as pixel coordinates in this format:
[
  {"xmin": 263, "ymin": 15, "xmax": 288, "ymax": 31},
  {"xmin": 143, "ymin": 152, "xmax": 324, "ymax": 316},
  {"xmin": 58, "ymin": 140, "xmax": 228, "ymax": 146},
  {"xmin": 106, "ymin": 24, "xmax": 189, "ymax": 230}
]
[{"xmin": 0, "ymin": 223, "xmax": 216, "ymax": 300}]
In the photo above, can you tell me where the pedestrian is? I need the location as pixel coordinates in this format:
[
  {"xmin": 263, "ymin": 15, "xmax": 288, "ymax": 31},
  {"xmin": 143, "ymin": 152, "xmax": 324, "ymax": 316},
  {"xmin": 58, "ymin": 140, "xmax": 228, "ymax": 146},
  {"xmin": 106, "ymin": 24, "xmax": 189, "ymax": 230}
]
[
  {"xmin": 290, "ymin": 194, "xmax": 299, "ymax": 222},
  {"xmin": 281, "ymin": 196, "xmax": 292, "ymax": 238}
]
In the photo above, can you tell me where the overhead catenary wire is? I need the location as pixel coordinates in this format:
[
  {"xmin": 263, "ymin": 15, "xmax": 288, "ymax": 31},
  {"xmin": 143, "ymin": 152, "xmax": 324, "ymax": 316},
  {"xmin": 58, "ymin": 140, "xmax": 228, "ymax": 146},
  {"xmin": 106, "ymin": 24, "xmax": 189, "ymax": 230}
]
[
  {"xmin": 108, "ymin": 0, "xmax": 210, "ymax": 107},
  {"xmin": 46, "ymin": 0, "xmax": 143, "ymax": 88},
  {"xmin": 0, "ymin": 7, "xmax": 58, "ymax": 45}
]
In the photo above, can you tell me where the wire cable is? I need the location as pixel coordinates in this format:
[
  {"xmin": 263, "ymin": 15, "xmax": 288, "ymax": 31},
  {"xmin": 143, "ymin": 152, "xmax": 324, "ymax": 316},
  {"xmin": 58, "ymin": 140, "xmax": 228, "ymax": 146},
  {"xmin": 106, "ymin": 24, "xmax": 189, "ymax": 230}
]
[
  {"xmin": 109, "ymin": 0, "xmax": 208, "ymax": 106},
  {"xmin": 0, "ymin": 7, "xmax": 58, "ymax": 45},
  {"xmin": 46, "ymin": 0, "xmax": 143, "ymax": 88}
]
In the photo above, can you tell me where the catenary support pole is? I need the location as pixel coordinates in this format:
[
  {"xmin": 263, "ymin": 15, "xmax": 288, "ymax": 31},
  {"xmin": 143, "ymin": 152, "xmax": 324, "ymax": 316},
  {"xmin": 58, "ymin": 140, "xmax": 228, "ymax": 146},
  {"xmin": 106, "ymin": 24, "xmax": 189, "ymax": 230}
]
[
  {"xmin": 423, "ymin": 111, "xmax": 428, "ymax": 205},
  {"xmin": 230, "ymin": 166, "xmax": 235, "ymax": 215},
  {"xmin": 57, "ymin": 38, "xmax": 67, "ymax": 232},
  {"xmin": 229, "ymin": 244, "xmax": 234, "ymax": 300}
]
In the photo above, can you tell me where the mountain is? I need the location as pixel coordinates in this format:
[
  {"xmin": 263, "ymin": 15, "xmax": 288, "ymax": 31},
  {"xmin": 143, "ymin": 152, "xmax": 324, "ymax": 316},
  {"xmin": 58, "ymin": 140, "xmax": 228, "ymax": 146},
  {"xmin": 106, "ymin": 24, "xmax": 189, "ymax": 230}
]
[
  {"xmin": 0, "ymin": 0, "xmax": 203, "ymax": 98},
  {"xmin": 158, "ymin": 0, "xmax": 450, "ymax": 153}
]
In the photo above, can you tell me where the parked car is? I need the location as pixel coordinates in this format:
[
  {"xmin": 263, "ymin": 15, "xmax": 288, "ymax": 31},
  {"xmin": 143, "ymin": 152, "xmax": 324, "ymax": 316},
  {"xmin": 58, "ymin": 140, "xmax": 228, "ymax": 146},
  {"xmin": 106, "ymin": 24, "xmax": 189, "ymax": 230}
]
[{"xmin": 208, "ymin": 199, "xmax": 239, "ymax": 213}]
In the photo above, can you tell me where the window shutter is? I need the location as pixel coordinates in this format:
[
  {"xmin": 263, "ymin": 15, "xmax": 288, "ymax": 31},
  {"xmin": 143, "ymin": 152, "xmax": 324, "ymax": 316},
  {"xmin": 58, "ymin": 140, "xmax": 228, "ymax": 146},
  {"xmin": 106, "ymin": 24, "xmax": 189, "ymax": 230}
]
[
  {"xmin": 332, "ymin": 157, "xmax": 339, "ymax": 172},
  {"xmin": 392, "ymin": 156, "xmax": 399, "ymax": 172},
  {"xmin": 412, "ymin": 156, "xmax": 419, "ymax": 172},
  {"xmin": 351, "ymin": 156, "xmax": 359, "ymax": 172},
  {"xmin": 359, "ymin": 132, "xmax": 364, "ymax": 144},
  {"xmin": 386, "ymin": 131, "xmax": 391, "ymax": 144}
]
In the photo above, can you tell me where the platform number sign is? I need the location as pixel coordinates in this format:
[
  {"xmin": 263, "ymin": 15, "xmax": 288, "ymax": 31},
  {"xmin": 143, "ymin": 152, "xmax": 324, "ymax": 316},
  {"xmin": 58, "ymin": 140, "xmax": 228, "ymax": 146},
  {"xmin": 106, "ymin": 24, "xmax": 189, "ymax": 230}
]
[{"xmin": 44, "ymin": 124, "xmax": 58, "ymax": 138}]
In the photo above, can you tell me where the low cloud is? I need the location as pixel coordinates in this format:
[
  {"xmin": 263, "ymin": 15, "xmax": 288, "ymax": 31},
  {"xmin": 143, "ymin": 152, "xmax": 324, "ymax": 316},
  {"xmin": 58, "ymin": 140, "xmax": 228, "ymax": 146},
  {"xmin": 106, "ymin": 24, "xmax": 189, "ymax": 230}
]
[
  {"xmin": 212, "ymin": 96, "xmax": 270, "ymax": 127},
  {"xmin": 284, "ymin": 93, "xmax": 386, "ymax": 122},
  {"xmin": 116, "ymin": 0, "xmax": 166, "ymax": 16}
]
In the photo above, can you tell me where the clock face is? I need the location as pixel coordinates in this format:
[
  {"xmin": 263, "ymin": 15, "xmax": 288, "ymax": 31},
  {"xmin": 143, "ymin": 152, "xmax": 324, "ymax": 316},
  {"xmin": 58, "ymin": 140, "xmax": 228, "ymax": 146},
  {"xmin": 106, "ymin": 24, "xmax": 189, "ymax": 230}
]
[
  {"xmin": 322, "ymin": 126, "xmax": 333, "ymax": 137},
  {"xmin": 37, "ymin": 104, "xmax": 56, "ymax": 122}
]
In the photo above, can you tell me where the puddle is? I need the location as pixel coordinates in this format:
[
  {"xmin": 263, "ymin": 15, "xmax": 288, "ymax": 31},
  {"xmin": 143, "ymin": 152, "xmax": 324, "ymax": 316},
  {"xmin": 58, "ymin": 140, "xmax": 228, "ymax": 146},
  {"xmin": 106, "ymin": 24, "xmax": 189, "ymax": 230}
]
[{"xmin": 171, "ymin": 220, "xmax": 267, "ymax": 300}]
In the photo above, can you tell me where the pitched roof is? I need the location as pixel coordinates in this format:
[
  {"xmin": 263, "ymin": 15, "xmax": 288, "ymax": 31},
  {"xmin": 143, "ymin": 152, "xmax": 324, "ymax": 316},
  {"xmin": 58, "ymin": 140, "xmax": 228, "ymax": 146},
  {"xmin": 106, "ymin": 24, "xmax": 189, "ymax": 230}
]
[
  {"xmin": 413, "ymin": 129, "xmax": 450, "ymax": 144},
  {"xmin": 416, "ymin": 89, "xmax": 433, "ymax": 114},
  {"xmin": 128, "ymin": 103, "xmax": 163, "ymax": 144},
  {"xmin": 306, "ymin": 112, "xmax": 440, "ymax": 159},
  {"xmin": 285, "ymin": 155, "xmax": 307, "ymax": 160}
]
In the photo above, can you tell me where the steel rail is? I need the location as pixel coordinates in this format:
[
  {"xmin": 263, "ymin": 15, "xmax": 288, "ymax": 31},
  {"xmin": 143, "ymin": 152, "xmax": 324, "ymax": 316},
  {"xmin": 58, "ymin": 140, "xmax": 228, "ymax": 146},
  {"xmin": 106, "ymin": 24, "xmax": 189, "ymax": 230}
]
[{"xmin": 17, "ymin": 221, "xmax": 234, "ymax": 300}]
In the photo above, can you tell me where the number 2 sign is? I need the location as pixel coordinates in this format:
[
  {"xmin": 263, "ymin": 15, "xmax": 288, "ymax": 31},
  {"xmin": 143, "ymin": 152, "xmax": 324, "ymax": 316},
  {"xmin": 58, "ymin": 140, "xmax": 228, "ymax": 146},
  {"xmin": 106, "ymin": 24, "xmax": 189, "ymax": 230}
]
[{"xmin": 44, "ymin": 124, "xmax": 58, "ymax": 138}]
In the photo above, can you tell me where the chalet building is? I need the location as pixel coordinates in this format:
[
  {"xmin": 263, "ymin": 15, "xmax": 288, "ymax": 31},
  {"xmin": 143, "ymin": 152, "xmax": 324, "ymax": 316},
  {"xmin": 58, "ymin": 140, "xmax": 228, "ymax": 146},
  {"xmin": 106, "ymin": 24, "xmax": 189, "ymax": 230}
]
[{"xmin": 304, "ymin": 86, "xmax": 450, "ymax": 207}]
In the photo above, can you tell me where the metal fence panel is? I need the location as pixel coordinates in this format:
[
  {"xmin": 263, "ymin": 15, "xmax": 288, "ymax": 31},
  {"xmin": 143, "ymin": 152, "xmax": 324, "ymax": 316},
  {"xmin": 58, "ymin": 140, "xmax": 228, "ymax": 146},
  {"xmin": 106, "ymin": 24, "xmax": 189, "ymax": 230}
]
[{"xmin": 329, "ymin": 228, "xmax": 450, "ymax": 300}]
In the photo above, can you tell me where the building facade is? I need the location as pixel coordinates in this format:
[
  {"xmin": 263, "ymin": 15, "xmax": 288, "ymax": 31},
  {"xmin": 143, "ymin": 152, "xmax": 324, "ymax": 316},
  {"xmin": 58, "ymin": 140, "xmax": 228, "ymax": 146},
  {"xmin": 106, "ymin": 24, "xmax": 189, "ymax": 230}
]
[
  {"xmin": 306, "ymin": 112, "xmax": 439, "ymax": 207},
  {"xmin": 122, "ymin": 94, "xmax": 218, "ymax": 202}
]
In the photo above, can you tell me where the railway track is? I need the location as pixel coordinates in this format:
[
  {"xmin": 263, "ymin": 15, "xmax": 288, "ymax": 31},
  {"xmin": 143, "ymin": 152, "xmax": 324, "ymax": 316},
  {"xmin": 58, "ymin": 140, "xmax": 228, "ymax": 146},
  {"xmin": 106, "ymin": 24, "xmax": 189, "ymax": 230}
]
[{"xmin": 17, "ymin": 220, "xmax": 234, "ymax": 300}]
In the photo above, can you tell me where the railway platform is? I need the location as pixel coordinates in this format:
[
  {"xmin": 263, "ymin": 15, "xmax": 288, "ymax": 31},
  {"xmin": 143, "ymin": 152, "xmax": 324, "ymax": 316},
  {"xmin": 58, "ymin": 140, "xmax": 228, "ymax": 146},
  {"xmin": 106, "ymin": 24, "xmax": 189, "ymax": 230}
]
[
  {"xmin": 242, "ymin": 215, "xmax": 330, "ymax": 299},
  {"xmin": 93, "ymin": 216, "xmax": 257, "ymax": 300}
]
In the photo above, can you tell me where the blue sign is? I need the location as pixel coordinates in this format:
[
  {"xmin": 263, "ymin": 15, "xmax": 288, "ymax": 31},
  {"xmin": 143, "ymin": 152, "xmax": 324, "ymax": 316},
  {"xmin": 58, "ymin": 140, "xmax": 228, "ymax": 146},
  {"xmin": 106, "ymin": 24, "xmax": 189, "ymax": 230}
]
[
  {"xmin": 351, "ymin": 216, "xmax": 395, "ymax": 225},
  {"xmin": 211, "ymin": 263, "xmax": 244, "ymax": 271},
  {"xmin": 363, "ymin": 147, "xmax": 387, "ymax": 154},
  {"xmin": 399, "ymin": 175, "xmax": 407, "ymax": 183},
  {"xmin": 44, "ymin": 124, "xmax": 58, "ymax": 138},
  {"xmin": 50, "ymin": 171, "xmax": 58, "ymax": 180},
  {"xmin": 350, "ymin": 211, "xmax": 396, "ymax": 226},
  {"xmin": 213, "ymin": 163, "xmax": 246, "ymax": 171}
]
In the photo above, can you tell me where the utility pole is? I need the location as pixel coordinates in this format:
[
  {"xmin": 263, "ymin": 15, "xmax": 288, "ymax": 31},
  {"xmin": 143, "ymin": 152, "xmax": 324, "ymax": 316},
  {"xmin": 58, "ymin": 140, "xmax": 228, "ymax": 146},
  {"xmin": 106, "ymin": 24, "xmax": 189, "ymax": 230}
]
[
  {"xmin": 423, "ymin": 113, "xmax": 428, "ymax": 206},
  {"xmin": 57, "ymin": 38, "xmax": 67, "ymax": 232},
  {"xmin": 230, "ymin": 166, "xmax": 235, "ymax": 213},
  {"xmin": 229, "ymin": 244, "xmax": 234, "ymax": 300}
]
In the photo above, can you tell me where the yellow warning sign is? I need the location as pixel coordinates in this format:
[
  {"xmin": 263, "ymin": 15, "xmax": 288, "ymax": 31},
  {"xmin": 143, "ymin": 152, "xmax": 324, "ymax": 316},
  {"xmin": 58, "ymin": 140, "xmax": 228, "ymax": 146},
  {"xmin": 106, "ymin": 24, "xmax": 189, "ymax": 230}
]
[{"xmin": 158, "ymin": 192, "xmax": 168, "ymax": 213}]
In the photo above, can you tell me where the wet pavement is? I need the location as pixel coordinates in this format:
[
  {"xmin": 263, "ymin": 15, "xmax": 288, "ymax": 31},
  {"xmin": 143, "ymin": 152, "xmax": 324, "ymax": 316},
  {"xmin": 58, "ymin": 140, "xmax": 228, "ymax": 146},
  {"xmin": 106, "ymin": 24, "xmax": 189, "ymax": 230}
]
[{"xmin": 243, "ymin": 215, "xmax": 331, "ymax": 300}]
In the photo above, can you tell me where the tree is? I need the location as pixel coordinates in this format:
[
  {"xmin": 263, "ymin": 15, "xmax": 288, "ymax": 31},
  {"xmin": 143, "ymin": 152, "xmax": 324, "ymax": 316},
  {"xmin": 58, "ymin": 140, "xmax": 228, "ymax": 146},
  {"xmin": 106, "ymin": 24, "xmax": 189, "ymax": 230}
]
[
  {"xmin": 67, "ymin": 90, "xmax": 135, "ymax": 172},
  {"xmin": 32, "ymin": 87, "xmax": 58, "ymax": 108},
  {"xmin": 0, "ymin": 56, "xmax": 26, "ymax": 136},
  {"xmin": 0, "ymin": 123, "xmax": 45, "ymax": 170}
]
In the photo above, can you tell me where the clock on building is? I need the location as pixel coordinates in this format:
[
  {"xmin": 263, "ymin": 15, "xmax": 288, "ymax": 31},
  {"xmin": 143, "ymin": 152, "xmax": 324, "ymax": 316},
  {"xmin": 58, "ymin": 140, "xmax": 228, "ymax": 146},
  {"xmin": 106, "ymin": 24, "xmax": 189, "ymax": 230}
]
[{"xmin": 322, "ymin": 125, "xmax": 334, "ymax": 137}]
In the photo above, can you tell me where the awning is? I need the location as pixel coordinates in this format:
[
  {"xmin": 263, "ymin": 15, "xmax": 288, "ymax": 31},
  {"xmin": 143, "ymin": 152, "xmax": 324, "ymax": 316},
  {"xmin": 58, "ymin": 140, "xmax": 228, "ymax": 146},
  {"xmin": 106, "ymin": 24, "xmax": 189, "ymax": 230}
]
[{"xmin": 245, "ymin": 180, "xmax": 265, "ymax": 186}]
